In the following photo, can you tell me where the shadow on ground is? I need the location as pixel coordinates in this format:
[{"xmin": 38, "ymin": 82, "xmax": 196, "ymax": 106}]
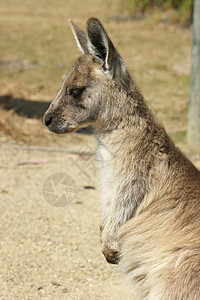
[
  {"xmin": 0, "ymin": 95, "xmax": 93, "ymax": 134},
  {"xmin": 0, "ymin": 95, "xmax": 50, "ymax": 118}
]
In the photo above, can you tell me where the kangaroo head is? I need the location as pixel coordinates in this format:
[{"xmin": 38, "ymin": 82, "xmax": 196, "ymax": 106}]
[{"xmin": 44, "ymin": 17, "xmax": 131, "ymax": 134}]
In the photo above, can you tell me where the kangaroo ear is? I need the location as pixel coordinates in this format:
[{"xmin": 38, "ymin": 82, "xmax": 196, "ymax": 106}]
[
  {"xmin": 69, "ymin": 19, "xmax": 89, "ymax": 54},
  {"xmin": 86, "ymin": 18, "xmax": 130, "ymax": 86},
  {"xmin": 86, "ymin": 17, "xmax": 112, "ymax": 71}
]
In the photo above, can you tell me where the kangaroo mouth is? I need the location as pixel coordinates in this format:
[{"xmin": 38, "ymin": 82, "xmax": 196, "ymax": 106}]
[
  {"xmin": 47, "ymin": 123, "xmax": 76, "ymax": 134},
  {"xmin": 44, "ymin": 112, "xmax": 78, "ymax": 134}
]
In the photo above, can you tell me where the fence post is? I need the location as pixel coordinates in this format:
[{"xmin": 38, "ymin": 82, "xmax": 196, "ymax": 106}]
[{"xmin": 188, "ymin": 0, "xmax": 200, "ymax": 154}]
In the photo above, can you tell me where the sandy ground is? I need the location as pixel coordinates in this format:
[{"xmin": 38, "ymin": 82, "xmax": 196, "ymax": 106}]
[
  {"xmin": 1, "ymin": 133, "xmax": 199, "ymax": 300},
  {"xmin": 0, "ymin": 133, "xmax": 136, "ymax": 300}
]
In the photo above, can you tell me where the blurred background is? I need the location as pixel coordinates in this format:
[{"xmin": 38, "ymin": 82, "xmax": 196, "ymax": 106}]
[
  {"xmin": 0, "ymin": 0, "xmax": 194, "ymax": 146},
  {"xmin": 0, "ymin": 1, "xmax": 198, "ymax": 299}
]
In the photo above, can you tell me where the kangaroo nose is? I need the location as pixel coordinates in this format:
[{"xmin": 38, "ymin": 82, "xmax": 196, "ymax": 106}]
[{"xmin": 44, "ymin": 113, "xmax": 53, "ymax": 126}]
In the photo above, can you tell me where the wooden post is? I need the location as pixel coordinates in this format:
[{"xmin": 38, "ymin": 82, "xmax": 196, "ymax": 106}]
[{"xmin": 188, "ymin": 0, "xmax": 200, "ymax": 154}]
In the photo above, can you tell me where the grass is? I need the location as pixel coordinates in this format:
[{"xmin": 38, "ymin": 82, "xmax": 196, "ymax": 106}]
[
  {"xmin": 170, "ymin": 130, "xmax": 187, "ymax": 143},
  {"xmin": 0, "ymin": 0, "xmax": 192, "ymax": 146},
  {"xmin": 120, "ymin": 0, "xmax": 193, "ymax": 26}
]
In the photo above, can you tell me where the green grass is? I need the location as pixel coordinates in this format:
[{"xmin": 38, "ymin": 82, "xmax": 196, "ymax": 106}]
[
  {"xmin": 120, "ymin": 0, "xmax": 193, "ymax": 26},
  {"xmin": 170, "ymin": 130, "xmax": 187, "ymax": 143}
]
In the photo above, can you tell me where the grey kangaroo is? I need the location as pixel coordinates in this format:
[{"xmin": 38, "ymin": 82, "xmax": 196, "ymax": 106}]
[{"xmin": 44, "ymin": 18, "xmax": 200, "ymax": 299}]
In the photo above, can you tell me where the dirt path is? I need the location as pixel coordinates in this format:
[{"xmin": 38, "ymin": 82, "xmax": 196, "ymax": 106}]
[
  {"xmin": 0, "ymin": 134, "xmax": 135, "ymax": 300},
  {"xmin": 1, "ymin": 133, "xmax": 200, "ymax": 300}
]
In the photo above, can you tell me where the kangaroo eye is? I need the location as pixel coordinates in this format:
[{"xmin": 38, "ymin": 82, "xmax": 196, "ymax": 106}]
[{"xmin": 70, "ymin": 87, "xmax": 85, "ymax": 99}]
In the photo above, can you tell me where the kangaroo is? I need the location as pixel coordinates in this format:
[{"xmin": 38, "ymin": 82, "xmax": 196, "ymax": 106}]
[{"xmin": 44, "ymin": 18, "xmax": 200, "ymax": 299}]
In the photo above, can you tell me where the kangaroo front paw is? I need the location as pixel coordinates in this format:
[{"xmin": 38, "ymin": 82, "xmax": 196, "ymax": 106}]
[{"xmin": 102, "ymin": 242, "xmax": 120, "ymax": 264}]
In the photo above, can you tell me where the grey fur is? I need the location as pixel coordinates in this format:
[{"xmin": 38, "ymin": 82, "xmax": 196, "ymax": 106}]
[{"xmin": 44, "ymin": 18, "xmax": 200, "ymax": 299}]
